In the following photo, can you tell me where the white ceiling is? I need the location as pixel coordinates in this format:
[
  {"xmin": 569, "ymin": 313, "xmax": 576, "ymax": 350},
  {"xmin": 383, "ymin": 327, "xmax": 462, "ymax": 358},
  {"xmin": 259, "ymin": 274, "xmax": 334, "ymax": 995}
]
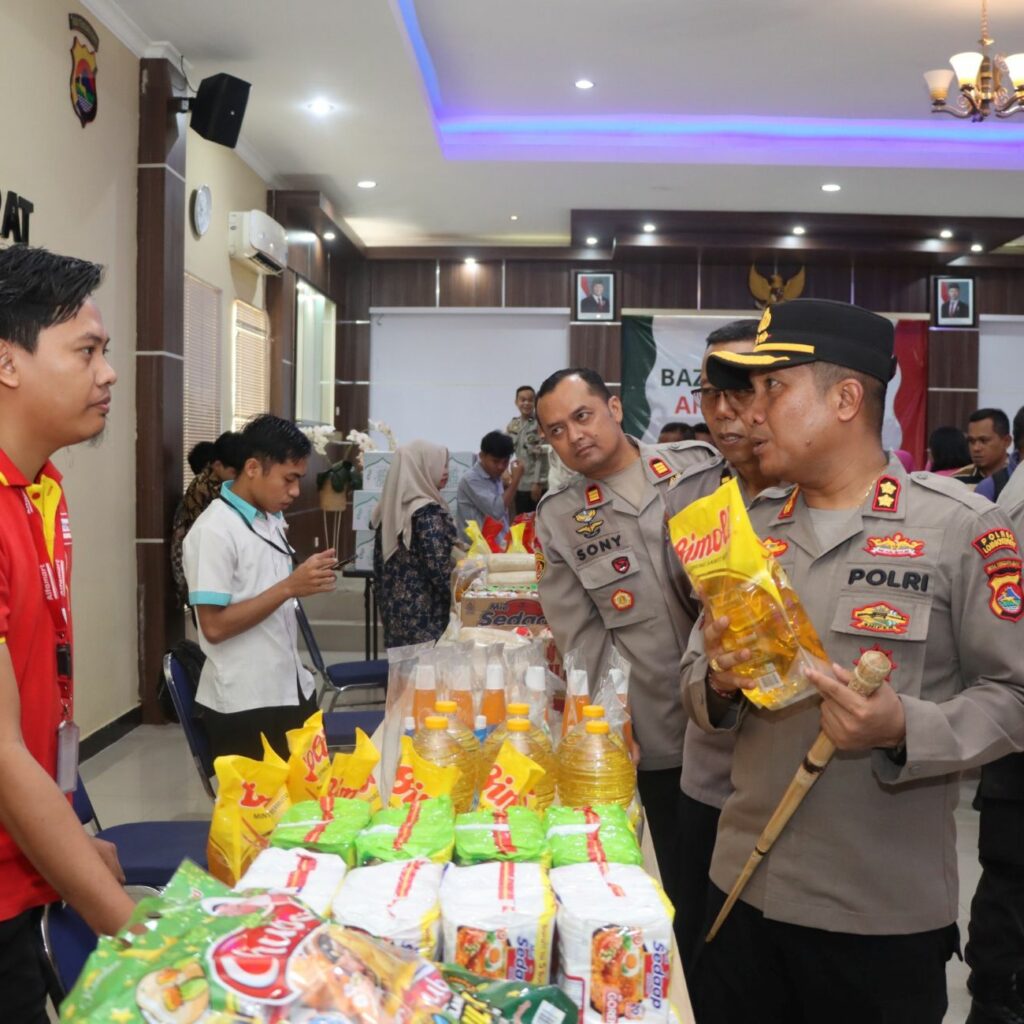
[{"xmin": 93, "ymin": 0, "xmax": 1024, "ymax": 248}]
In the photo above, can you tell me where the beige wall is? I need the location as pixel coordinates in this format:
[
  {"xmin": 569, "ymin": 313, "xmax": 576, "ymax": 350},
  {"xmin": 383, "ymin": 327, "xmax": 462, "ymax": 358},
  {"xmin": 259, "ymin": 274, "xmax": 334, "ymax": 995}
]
[
  {"xmin": 184, "ymin": 136, "xmax": 267, "ymax": 426},
  {"xmin": 0, "ymin": 0, "xmax": 140, "ymax": 736}
]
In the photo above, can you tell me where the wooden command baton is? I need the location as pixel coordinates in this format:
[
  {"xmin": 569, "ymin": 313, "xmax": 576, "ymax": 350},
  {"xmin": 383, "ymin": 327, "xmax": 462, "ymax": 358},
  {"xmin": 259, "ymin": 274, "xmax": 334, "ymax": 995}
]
[{"xmin": 705, "ymin": 647, "xmax": 892, "ymax": 943}]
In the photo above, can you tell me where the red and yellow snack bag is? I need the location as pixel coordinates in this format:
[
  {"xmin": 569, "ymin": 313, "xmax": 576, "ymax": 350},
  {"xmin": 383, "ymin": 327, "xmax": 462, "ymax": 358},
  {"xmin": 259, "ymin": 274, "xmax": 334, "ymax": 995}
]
[
  {"xmin": 207, "ymin": 735, "xmax": 292, "ymax": 884},
  {"xmin": 668, "ymin": 476, "xmax": 829, "ymax": 710},
  {"xmin": 321, "ymin": 728, "xmax": 383, "ymax": 810},
  {"xmin": 479, "ymin": 741, "xmax": 546, "ymax": 812},
  {"xmin": 285, "ymin": 709, "xmax": 332, "ymax": 803},
  {"xmin": 389, "ymin": 736, "xmax": 461, "ymax": 808}
]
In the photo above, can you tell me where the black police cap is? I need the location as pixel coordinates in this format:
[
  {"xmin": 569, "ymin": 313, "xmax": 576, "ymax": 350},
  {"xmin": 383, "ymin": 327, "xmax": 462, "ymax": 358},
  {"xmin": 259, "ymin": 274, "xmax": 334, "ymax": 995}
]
[{"xmin": 706, "ymin": 298, "xmax": 897, "ymax": 391}]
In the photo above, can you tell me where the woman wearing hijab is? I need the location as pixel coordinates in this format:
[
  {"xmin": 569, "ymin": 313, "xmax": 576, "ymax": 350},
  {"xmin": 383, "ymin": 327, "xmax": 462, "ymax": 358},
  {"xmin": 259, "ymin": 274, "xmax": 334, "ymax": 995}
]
[{"xmin": 371, "ymin": 441, "xmax": 457, "ymax": 648}]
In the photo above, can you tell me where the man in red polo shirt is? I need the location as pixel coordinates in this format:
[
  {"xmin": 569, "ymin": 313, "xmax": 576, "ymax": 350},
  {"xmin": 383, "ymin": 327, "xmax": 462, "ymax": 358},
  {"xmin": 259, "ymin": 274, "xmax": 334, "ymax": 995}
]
[{"xmin": 0, "ymin": 245, "xmax": 133, "ymax": 1020}]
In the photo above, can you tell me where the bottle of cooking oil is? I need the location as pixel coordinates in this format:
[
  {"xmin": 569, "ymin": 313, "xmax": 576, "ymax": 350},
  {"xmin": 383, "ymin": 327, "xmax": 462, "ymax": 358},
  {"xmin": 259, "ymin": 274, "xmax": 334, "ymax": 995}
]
[
  {"xmin": 562, "ymin": 668, "xmax": 590, "ymax": 738},
  {"xmin": 504, "ymin": 718, "xmax": 557, "ymax": 811},
  {"xmin": 481, "ymin": 663, "xmax": 507, "ymax": 733},
  {"xmin": 413, "ymin": 715, "xmax": 475, "ymax": 813},
  {"xmin": 524, "ymin": 665, "xmax": 548, "ymax": 730},
  {"xmin": 412, "ymin": 663, "xmax": 439, "ymax": 726},
  {"xmin": 704, "ymin": 569, "xmax": 828, "ymax": 710},
  {"xmin": 557, "ymin": 719, "xmax": 636, "ymax": 809},
  {"xmin": 434, "ymin": 699, "xmax": 482, "ymax": 800},
  {"xmin": 480, "ymin": 702, "xmax": 532, "ymax": 769}
]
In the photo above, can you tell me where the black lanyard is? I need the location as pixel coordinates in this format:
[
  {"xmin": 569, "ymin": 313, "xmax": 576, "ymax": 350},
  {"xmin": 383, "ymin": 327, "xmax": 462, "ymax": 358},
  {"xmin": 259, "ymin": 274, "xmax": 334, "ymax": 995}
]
[{"xmin": 218, "ymin": 495, "xmax": 297, "ymax": 564}]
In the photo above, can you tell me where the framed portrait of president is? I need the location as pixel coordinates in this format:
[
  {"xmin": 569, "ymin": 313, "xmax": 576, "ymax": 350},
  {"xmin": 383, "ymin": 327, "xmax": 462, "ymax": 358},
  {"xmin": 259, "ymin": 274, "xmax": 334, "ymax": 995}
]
[
  {"xmin": 574, "ymin": 271, "xmax": 615, "ymax": 321},
  {"xmin": 932, "ymin": 276, "xmax": 977, "ymax": 328}
]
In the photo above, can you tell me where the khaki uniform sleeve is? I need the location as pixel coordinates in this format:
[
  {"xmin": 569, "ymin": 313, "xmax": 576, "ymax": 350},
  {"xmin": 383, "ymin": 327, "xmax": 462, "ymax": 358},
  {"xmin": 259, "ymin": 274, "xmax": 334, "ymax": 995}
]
[
  {"xmin": 875, "ymin": 504, "xmax": 1024, "ymax": 784},
  {"xmin": 680, "ymin": 615, "xmax": 744, "ymax": 734},
  {"xmin": 535, "ymin": 504, "xmax": 612, "ymax": 682}
]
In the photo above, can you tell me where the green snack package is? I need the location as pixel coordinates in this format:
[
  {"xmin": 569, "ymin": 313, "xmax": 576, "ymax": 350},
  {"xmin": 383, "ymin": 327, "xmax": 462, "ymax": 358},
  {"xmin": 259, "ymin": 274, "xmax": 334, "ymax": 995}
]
[
  {"xmin": 440, "ymin": 963, "xmax": 579, "ymax": 1024},
  {"xmin": 543, "ymin": 804, "xmax": 643, "ymax": 868},
  {"xmin": 160, "ymin": 857, "xmax": 232, "ymax": 905},
  {"xmin": 270, "ymin": 795, "xmax": 372, "ymax": 864},
  {"xmin": 356, "ymin": 795, "xmax": 455, "ymax": 865},
  {"xmin": 454, "ymin": 807, "xmax": 550, "ymax": 866}
]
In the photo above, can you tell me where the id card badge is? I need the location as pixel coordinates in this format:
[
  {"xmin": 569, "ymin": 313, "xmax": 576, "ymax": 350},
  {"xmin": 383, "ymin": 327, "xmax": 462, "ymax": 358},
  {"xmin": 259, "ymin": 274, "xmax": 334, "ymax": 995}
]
[{"xmin": 56, "ymin": 719, "xmax": 80, "ymax": 793}]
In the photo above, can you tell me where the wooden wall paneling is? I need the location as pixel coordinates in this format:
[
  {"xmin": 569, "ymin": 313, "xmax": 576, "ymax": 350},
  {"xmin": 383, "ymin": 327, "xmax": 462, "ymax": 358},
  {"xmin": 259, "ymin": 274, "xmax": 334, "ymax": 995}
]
[
  {"xmin": 927, "ymin": 329, "xmax": 978, "ymax": 389},
  {"xmin": 796, "ymin": 261, "xmax": 853, "ymax": 302},
  {"xmin": 342, "ymin": 258, "xmax": 371, "ymax": 320},
  {"xmin": 618, "ymin": 261, "xmax": 698, "ymax": 310},
  {"xmin": 852, "ymin": 264, "xmax": 929, "ymax": 313},
  {"xmin": 570, "ymin": 323, "xmax": 622, "ymax": 385},
  {"xmin": 504, "ymin": 260, "xmax": 573, "ymax": 307},
  {"xmin": 927, "ymin": 390, "xmax": 978, "ymax": 434},
  {"xmin": 266, "ymin": 271, "xmax": 297, "ymax": 418},
  {"xmin": 336, "ymin": 321, "xmax": 370, "ymax": 385},
  {"xmin": 439, "ymin": 260, "xmax": 502, "ymax": 306},
  {"xmin": 976, "ymin": 268, "xmax": 1024, "ymax": 316},
  {"xmin": 135, "ymin": 57, "xmax": 188, "ymax": 722},
  {"xmin": 370, "ymin": 260, "xmax": 436, "ymax": 306},
  {"xmin": 699, "ymin": 260, "xmax": 764, "ymax": 312}
]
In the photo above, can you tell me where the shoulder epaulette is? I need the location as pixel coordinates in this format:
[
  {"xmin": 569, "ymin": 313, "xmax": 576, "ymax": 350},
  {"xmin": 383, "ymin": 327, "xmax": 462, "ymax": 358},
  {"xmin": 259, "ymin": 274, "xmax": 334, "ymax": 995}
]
[{"xmin": 910, "ymin": 471, "xmax": 997, "ymax": 513}]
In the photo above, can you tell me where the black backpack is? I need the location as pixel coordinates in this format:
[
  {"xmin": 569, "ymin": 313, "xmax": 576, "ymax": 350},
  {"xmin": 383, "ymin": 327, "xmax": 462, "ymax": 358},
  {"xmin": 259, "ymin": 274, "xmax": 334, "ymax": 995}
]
[{"xmin": 158, "ymin": 639, "xmax": 205, "ymax": 723}]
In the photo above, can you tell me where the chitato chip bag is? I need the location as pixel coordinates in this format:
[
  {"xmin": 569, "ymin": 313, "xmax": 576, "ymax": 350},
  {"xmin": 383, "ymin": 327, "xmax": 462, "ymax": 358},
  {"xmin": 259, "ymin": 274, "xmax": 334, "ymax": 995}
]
[{"xmin": 668, "ymin": 476, "xmax": 829, "ymax": 710}]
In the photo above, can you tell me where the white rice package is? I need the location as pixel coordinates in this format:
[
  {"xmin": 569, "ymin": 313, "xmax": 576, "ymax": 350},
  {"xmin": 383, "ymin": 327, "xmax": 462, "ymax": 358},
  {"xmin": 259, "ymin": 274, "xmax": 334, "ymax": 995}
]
[
  {"xmin": 550, "ymin": 862, "xmax": 674, "ymax": 1024},
  {"xmin": 331, "ymin": 857, "xmax": 444, "ymax": 959},
  {"xmin": 439, "ymin": 861, "xmax": 555, "ymax": 985},
  {"xmin": 233, "ymin": 846, "xmax": 347, "ymax": 917}
]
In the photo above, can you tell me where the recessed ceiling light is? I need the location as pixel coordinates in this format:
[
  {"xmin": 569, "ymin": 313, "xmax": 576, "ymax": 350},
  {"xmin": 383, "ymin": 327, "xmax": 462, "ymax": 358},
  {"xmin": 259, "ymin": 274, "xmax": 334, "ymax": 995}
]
[
  {"xmin": 575, "ymin": 79, "xmax": 594, "ymax": 90},
  {"xmin": 323, "ymin": 231, "xmax": 336, "ymax": 241},
  {"xmin": 940, "ymin": 228, "xmax": 954, "ymax": 239},
  {"xmin": 792, "ymin": 225, "xmax": 806, "ymax": 235},
  {"xmin": 464, "ymin": 257, "xmax": 477, "ymax": 265},
  {"xmin": 643, "ymin": 223, "xmax": 656, "ymax": 233},
  {"xmin": 509, "ymin": 214, "xmax": 518, "ymax": 221},
  {"xmin": 306, "ymin": 98, "xmax": 335, "ymax": 116},
  {"xmin": 585, "ymin": 236, "xmax": 598, "ymax": 246},
  {"xmin": 821, "ymin": 182, "xmax": 841, "ymax": 192},
  {"xmin": 357, "ymin": 180, "xmax": 376, "ymax": 189},
  {"xmin": 971, "ymin": 243, "xmax": 984, "ymax": 252}
]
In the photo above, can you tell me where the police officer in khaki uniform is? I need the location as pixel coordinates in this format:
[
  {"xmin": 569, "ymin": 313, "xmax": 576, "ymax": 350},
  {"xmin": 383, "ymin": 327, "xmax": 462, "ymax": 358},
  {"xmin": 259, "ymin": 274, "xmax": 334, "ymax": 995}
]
[
  {"xmin": 533, "ymin": 367, "xmax": 717, "ymax": 888},
  {"xmin": 661, "ymin": 318, "xmax": 779, "ymax": 972},
  {"xmin": 683, "ymin": 299, "xmax": 1024, "ymax": 1024}
]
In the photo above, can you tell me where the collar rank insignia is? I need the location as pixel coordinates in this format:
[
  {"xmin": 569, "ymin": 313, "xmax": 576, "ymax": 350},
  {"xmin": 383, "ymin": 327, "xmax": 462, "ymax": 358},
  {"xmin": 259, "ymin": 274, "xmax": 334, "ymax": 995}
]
[
  {"xmin": 649, "ymin": 457, "xmax": 672, "ymax": 480},
  {"xmin": 778, "ymin": 487, "xmax": 800, "ymax": 520},
  {"xmin": 871, "ymin": 476, "xmax": 901, "ymax": 513},
  {"xmin": 585, "ymin": 484, "xmax": 604, "ymax": 508}
]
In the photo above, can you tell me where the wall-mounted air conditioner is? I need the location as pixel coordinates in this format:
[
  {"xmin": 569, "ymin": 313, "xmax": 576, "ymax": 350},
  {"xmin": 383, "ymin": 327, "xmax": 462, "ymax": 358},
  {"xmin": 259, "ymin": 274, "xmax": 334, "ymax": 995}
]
[{"xmin": 228, "ymin": 209, "xmax": 287, "ymax": 275}]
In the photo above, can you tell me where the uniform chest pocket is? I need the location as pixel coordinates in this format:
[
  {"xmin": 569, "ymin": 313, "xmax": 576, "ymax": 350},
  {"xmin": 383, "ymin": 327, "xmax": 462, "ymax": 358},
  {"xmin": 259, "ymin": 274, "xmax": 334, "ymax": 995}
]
[
  {"xmin": 576, "ymin": 547, "xmax": 657, "ymax": 629},
  {"xmin": 827, "ymin": 591, "xmax": 933, "ymax": 697}
]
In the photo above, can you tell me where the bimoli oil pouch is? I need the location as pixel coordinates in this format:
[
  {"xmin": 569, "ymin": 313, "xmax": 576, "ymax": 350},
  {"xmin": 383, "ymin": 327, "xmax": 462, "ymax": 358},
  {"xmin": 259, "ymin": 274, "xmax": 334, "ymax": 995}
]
[{"xmin": 668, "ymin": 477, "xmax": 829, "ymax": 710}]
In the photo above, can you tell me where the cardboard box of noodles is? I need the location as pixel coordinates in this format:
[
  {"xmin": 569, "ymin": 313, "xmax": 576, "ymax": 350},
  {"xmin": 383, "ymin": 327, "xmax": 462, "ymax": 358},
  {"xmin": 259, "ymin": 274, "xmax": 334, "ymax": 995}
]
[{"xmin": 459, "ymin": 590, "xmax": 546, "ymax": 629}]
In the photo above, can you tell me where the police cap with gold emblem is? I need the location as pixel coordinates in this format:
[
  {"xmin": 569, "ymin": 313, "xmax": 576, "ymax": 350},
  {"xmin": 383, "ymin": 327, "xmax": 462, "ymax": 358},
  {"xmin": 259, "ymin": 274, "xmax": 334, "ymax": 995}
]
[{"xmin": 706, "ymin": 298, "xmax": 897, "ymax": 391}]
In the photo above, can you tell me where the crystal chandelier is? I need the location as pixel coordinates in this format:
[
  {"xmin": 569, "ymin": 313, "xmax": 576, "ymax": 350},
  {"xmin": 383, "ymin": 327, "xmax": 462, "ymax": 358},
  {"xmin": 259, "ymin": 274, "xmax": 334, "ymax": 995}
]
[{"xmin": 923, "ymin": 0, "xmax": 1024, "ymax": 120}]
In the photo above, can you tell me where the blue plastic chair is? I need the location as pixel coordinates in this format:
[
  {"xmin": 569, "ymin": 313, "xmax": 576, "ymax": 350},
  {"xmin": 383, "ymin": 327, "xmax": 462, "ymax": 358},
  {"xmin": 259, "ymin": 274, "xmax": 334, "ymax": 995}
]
[
  {"xmin": 295, "ymin": 599, "xmax": 387, "ymax": 711},
  {"xmin": 72, "ymin": 775, "xmax": 209, "ymax": 887},
  {"xmin": 162, "ymin": 651, "xmax": 217, "ymax": 800}
]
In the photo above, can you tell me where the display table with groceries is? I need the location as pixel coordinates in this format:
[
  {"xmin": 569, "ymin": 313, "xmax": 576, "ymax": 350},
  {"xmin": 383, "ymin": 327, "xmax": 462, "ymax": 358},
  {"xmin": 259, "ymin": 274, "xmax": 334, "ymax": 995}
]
[{"xmin": 59, "ymin": 549, "xmax": 693, "ymax": 1023}]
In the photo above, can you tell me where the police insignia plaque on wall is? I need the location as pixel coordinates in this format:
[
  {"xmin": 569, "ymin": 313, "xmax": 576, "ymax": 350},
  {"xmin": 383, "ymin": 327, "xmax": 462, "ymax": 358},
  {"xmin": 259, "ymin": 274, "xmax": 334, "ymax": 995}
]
[{"xmin": 68, "ymin": 14, "xmax": 99, "ymax": 128}]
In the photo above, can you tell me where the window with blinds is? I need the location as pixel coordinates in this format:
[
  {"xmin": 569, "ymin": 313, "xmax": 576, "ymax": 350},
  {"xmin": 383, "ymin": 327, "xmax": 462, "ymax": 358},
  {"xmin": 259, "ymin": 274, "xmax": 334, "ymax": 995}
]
[
  {"xmin": 182, "ymin": 274, "xmax": 222, "ymax": 488},
  {"xmin": 232, "ymin": 299, "xmax": 271, "ymax": 431}
]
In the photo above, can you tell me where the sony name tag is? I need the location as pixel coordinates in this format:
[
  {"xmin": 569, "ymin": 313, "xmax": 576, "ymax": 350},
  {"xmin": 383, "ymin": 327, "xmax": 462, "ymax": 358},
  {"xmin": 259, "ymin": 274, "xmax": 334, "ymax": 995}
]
[{"xmin": 56, "ymin": 719, "xmax": 80, "ymax": 793}]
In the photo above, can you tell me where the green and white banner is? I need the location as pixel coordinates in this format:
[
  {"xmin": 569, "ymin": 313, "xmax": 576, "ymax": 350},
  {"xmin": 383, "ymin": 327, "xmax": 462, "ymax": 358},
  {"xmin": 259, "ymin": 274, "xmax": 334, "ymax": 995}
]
[{"xmin": 621, "ymin": 315, "xmax": 736, "ymax": 442}]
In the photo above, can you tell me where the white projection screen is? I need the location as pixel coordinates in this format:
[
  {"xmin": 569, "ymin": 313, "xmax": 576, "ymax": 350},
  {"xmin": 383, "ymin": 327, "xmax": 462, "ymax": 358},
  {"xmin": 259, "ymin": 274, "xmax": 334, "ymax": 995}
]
[
  {"xmin": 369, "ymin": 311, "xmax": 571, "ymax": 452},
  {"xmin": 978, "ymin": 318, "xmax": 1024, "ymax": 419}
]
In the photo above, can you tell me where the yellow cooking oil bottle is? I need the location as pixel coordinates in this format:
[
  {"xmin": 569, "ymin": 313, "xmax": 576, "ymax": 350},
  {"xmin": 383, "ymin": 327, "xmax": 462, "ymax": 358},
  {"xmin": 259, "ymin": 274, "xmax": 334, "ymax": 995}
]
[
  {"xmin": 557, "ymin": 719, "xmax": 636, "ymax": 809},
  {"xmin": 413, "ymin": 715, "xmax": 475, "ymax": 813}
]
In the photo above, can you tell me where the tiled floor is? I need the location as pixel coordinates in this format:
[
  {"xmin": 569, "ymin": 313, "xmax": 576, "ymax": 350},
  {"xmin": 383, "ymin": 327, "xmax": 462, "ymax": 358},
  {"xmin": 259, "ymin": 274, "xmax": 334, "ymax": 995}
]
[{"xmin": 80, "ymin": 724, "xmax": 982, "ymax": 1022}]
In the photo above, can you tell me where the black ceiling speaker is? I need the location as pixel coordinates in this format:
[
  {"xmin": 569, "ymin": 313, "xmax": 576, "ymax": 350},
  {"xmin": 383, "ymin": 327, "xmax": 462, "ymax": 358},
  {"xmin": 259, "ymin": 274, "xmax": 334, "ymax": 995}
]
[{"xmin": 187, "ymin": 73, "xmax": 251, "ymax": 149}]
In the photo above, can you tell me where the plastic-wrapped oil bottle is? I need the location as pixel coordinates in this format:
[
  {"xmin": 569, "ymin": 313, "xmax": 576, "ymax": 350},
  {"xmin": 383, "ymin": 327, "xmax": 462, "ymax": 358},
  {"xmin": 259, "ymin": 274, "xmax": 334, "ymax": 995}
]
[
  {"xmin": 503, "ymin": 718, "xmax": 558, "ymax": 811},
  {"xmin": 480, "ymin": 702, "xmax": 532, "ymax": 769},
  {"xmin": 434, "ymin": 699, "xmax": 482, "ymax": 800},
  {"xmin": 557, "ymin": 719, "xmax": 636, "ymax": 809},
  {"xmin": 412, "ymin": 715, "xmax": 475, "ymax": 813}
]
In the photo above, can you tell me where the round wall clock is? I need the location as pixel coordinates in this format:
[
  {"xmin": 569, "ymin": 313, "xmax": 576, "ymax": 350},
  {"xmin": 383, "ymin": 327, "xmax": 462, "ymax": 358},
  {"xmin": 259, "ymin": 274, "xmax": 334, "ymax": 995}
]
[{"xmin": 190, "ymin": 185, "xmax": 212, "ymax": 237}]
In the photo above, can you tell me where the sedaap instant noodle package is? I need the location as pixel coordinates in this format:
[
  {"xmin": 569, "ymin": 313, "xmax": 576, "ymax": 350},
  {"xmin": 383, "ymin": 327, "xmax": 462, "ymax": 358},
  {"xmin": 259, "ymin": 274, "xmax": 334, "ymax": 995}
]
[
  {"xmin": 332, "ymin": 858, "xmax": 444, "ymax": 959},
  {"xmin": 439, "ymin": 862, "xmax": 555, "ymax": 986},
  {"xmin": 549, "ymin": 862, "xmax": 674, "ymax": 1024}
]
